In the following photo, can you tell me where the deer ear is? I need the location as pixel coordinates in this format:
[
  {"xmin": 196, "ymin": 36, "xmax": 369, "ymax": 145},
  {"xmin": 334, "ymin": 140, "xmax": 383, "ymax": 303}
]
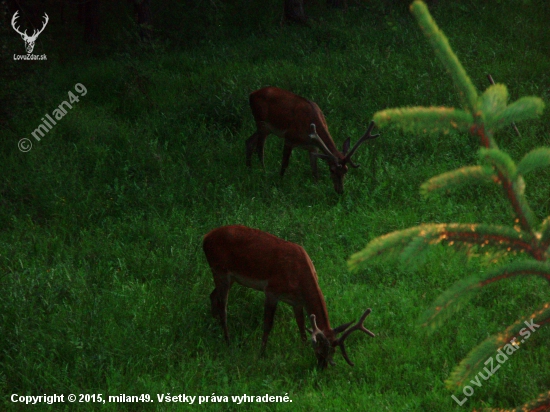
[{"xmin": 342, "ymin": 138, "xmax": 351, "ymax": 155}]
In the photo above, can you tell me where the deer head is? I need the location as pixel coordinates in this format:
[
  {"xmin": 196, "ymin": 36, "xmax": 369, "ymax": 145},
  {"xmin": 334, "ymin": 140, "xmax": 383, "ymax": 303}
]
[
  {"xmin": 309, "ymin": 309, "xmax": 376, "ymax": 369},
  {"xmin": 309, "ymin": 121, "xmax": 379, "ymax": 194}
]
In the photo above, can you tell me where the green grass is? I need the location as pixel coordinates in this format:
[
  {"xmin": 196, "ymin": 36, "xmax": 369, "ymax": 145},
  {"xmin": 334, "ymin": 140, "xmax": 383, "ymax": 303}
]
[{"xmin": 1, "ymin": 1, "xmax": 549, "ymax": 411}]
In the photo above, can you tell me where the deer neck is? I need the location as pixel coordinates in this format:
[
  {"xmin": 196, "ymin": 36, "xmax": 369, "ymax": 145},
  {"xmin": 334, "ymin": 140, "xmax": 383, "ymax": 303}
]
[
  {"xmin": 301, "ymin": 252, "xmax": 333, "ymax": 337},
  {"xmin": 308, "ymin": 101, "xmax": 342, "ymax": 158},
  {"xmin": 306, "ymin": 291, "xmax": 333, "ymax": 339},
  {"xmin": 315, "ymin": 127, "xmax": 342, "ymax": 159}
]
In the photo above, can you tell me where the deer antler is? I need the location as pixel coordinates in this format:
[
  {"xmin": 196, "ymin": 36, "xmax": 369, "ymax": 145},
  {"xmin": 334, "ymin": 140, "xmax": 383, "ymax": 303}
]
[
  {"xmin": 11, "ymin": 11, "xmax": 26, "ymax": 37},
  {"xmin": 11, "ymin": 11, "xmax": 49, "ymax": 39},
  {"xmin": 335, "ymin": 308, "xmax": 375, "ymax": 366},
  {"xmin": 33, "ymin": 13, "xmax": 49, "ymax": 39},
  {"xmin": 342, "ymin": 121, "xmax": 379, "ymax": 168},
  {"xmin": 309, "ymin": 123, "xmax": 339, "ymax": 163},
  {"xmin": 309, "ymin": 314, "xmax": 335, "ymax": 366},
  {"xmin": 308, "ymin": 314, "xmax": 322, "ymax": 340}
]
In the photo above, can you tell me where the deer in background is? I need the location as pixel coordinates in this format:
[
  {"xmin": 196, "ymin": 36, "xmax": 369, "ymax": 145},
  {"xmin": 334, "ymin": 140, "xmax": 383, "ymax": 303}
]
[
  {"xmin": 246, "ymin": 86, "xmax": 379, "ymax": 194},
  {"xmin": 203, "ymin": 225, "xmax": 375, "ymax": 368}
]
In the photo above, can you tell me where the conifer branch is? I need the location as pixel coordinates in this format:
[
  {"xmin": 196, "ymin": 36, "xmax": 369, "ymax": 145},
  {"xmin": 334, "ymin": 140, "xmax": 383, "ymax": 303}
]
[
  {"xmin": 351, "ymin": 5, "xmax": 548, "ymax": 409},
  {"xmin": 373, "ymin": 107, "xmax": 473, "ymax": 134},
  {"xmin": 348, "ymin": 225, "xmax": 430, "ymax": 271},
  {"xmin": 446, "ymin": 303, "xmax": 550, "ymax": 391},
  {"xmin": 478, "ymin": 148, "xmax": 517, "ymax": 178},
  {"xmin": 476, "ymin": 140, "xmax": 538, "ymax": 235},
  {"xmin": 487, "ymin": 74, "xmax": 520, "ymax": 137},
  {"xmin": 421, "ymin": 261, "xmax": 550, "ymax": 331},
  {"xmin": 478, "ymin": 148, "xmax": 538, "ymax": 233},
  {"xmin": 491, "ymin": 97, "xmax": 545, "ymax": 130},
  {"xmin": 470, "ymin": 123, "xmax": 498, "ymax": 149},
  {"xmin": 425, "ymin": 223, "xmax": 535, "ymax": 257},
  {"xmin": 420, "ymin": 165, "xmax": 495, "ymax": 196},
  {"xmin": 517, "ymin": 147, "xmax": 550, "ymax": 176},
  {"xmin": 419, "ymin": 276, "xmax": 481, "ymax": 331},
  {"xmin": 478, "ymin": 82, "xmax": 508, "ymax": 128},
  {"xmin": 410, "ymin": 1, "xmax": 478, "ymax": 113},
  {"xmin": 476, "ymin": 391, "xmax": 550, "ymax": 412},
  {"xmin": 348, "ymin": 223, "xmax": 538, "ymax": 273}
]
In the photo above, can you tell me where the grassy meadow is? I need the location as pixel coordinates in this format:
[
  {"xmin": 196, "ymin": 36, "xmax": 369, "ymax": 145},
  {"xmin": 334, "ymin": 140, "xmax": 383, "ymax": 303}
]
[{"xmin": 1, "ymin": 0, "xmax": 549, "ymax": 410}]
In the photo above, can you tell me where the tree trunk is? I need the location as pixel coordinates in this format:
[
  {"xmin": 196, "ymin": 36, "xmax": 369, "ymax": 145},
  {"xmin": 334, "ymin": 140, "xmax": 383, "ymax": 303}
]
[
  {"xmin": 283, "ymin": 0, "xmax": 307, "ymax": 24},
  {"xmin": 83, "ymin": 0, "xmax": 100, "ymax": 44},
  {"xmin": 134, "ymin": 0, "xmax": 152, "ymax": 41},
  {"xmin": 327, "ymin": 0, "xmax": 346, "ymax": 8}
]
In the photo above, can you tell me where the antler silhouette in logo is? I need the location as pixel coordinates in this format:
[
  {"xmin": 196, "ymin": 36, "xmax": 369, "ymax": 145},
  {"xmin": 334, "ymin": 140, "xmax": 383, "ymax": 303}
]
[{"xmin": 11, "ymin": 11, "xmax": 49, "ymax": 54}]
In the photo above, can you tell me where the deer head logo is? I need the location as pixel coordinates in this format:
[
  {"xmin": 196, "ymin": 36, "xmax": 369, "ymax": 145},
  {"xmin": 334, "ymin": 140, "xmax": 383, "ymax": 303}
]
[{"xmin": 11, "ymin": 11, "xmax": 49, "ymax": 54}]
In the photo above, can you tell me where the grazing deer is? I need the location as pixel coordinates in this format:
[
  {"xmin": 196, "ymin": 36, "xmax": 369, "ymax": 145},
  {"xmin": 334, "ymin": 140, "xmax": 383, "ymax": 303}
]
[
  {"xmin": 246, "ymin": 86, "xmax": 379, "ymax": 194},
  {"xmin": 203, "ymin": 225, "xmax": 375, "ymax": 368}
]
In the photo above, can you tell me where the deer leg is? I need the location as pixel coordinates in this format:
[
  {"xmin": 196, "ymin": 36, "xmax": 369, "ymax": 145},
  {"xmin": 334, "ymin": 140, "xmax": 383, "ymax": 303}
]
[
  {"xmin": 293, "ymin": 305, "xmax": 307, "ymax": 342},
  {"xmin": 280, "ymin": 144, "xmax": 293, "ymax": 176},
  {"xmin": 246, "ymin": 132, "xmax": 259, "ymax": 167},
  {"xmin": 210, "ymin": 272, "xmax": 232, "ymax": 344},
  {"xmin": 260, "ymin": 292, "xmax": 279, "ymax": 354},
  {"xmin": 257, "ymin": 134, "xmax": 267, "ymax": 167},
  {"xmin": 309, "ymin": 151, "xmax": 319, "ymax": 181}
]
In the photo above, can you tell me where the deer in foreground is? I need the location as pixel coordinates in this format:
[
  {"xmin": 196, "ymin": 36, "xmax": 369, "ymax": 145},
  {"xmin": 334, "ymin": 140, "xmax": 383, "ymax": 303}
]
[
  {"xmin": 246, "ymin": 86, "xmax": 379, "ymax": 194},
  {"xmin": 203, "ymin": 225, "xmax": 375, "ymax": 368}
]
